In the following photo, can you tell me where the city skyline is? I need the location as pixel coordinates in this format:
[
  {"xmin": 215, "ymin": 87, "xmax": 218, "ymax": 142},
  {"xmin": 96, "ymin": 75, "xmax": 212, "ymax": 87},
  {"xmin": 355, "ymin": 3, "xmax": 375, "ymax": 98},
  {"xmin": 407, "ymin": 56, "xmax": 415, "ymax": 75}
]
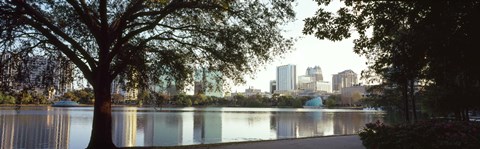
[{"xmin": 230, "ymin": 1, "xmax": 367, "ymax": 93}]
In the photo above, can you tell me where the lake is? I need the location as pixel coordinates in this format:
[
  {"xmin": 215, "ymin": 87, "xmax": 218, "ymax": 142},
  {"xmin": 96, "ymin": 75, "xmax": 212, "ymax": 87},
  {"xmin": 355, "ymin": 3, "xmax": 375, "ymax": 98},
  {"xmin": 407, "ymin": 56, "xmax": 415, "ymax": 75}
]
[{"xmin": 0, "ymin": 106, "xmax": 385, "ymax": 148}]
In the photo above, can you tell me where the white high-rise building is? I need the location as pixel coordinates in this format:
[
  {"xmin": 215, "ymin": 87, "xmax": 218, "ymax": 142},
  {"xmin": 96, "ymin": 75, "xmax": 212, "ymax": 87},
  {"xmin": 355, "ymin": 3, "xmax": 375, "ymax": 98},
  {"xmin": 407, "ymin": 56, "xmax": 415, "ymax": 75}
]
[{"xmin": 276, "ymin": 64, "xmax": 296, "ymax": 91}]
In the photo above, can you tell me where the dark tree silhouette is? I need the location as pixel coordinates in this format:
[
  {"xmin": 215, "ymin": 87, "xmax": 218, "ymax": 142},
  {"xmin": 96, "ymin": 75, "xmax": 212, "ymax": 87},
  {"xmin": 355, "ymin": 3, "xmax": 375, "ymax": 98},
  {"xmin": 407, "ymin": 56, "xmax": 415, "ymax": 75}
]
[{"xmin": 304, "ymin": 1, "xmax": 480, "ymax": 122}]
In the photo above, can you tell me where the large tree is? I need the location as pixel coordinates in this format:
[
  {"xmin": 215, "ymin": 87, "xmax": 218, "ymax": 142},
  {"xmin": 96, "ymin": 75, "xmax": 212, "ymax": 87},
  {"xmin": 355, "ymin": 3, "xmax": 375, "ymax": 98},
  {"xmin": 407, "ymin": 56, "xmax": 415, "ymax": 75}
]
[
  {"xmin": 1, "ymin": 0, "xmax": 295, "ymax": 148},
  {"xmin": 304, "ymin": 0, "xmax": 480, "ymax": 121}
]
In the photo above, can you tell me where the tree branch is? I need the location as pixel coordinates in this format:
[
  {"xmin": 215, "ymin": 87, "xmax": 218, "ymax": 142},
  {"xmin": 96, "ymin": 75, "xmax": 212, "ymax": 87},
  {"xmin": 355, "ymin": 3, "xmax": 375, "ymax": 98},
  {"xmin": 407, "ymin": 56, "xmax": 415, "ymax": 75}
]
[
  {"xmin": 24, "ymin": 18, "xmax": 93, "ymax": 84},
  {"xmin": 109, "ymin": 1, "xmax": 225, "ymax": 62},
  {"xmin": 16, "ymin": 1, "xmax": 98, "ymax": 69},
  {"xmin": 65, "ymin": 0, "xmax": 101, "ymax": 40}
]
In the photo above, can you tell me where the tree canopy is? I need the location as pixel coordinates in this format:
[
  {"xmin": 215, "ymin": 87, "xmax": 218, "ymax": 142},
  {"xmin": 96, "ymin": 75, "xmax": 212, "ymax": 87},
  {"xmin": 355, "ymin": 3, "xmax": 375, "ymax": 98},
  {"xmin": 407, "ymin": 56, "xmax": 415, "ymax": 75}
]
[
  {"xmin": 1, "ymin": 0, "xmax": 296, "ymax": 148},
  {"xmin": 304, "ymin": 0, "xmax": 480, "ymax": 121}
]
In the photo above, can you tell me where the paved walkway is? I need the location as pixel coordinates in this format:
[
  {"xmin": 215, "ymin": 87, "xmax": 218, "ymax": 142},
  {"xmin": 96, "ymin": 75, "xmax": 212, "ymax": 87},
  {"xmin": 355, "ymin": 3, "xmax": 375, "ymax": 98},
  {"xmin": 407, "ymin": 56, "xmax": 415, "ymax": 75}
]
[
  {"xmin": 209, "ymin": 135, "xmax": 365, "ymax": 149},
  {"xmin": 125, "ymin": 135, "xmax": 365, "ymax": 149}
]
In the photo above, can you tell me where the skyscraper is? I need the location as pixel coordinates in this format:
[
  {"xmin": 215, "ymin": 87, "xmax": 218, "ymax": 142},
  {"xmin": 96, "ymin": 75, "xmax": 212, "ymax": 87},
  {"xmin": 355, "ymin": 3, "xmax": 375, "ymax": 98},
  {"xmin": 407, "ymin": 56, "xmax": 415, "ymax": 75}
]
[
  {"xmin": 276, "ymin": 64, "xmax": 296, "ymax": 91},
  {"xmin": 306, "ymin": 66, "xmax": 323, "ymax": 81},
  {"xmin": 332, "ymin": 70, "xmax": 358, "ymax": 92},
  {"xmin": 269, "ymin": 80, "xmax": 276, "ymax": 94},
  {"xmin": 298, "ymin": 66, "xmax": 330, "ymax": 93}
]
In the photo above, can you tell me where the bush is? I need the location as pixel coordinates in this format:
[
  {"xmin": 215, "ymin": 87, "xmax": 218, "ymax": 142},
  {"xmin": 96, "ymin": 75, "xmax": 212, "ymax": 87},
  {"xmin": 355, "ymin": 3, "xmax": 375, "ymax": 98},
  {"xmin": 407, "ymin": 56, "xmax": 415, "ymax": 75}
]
[
  {"xmin": 4, "ymin": 95, "xmax": 16, "ymax": 104},
  {"xmin": 0, "ymin": 93, "xmax": 16, "ymax": 104},
  {"xmin": 359, "ymin": 120, "xmax": 480, "ymax": 149}
]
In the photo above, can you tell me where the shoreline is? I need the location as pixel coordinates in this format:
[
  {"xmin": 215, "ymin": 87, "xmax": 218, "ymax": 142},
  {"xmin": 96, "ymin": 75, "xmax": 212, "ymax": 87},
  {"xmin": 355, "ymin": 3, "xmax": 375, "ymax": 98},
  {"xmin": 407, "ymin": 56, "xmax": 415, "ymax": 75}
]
[{"xmin": 0, "ymin": 104, "xmax": 364, "ymax": 109}]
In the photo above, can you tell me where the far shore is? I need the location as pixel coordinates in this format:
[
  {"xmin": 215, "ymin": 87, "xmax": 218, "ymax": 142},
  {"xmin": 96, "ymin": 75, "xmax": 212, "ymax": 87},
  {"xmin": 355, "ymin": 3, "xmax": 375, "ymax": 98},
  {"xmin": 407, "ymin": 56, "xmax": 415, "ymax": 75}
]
[{"xmin": 0, "ymin": 104, "xmax": 365, "ymax": 110}]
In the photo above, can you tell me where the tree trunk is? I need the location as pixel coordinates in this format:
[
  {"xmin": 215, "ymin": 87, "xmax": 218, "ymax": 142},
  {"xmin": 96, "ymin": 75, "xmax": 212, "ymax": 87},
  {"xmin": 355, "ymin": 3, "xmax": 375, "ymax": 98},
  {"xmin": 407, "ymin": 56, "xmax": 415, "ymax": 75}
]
[
  {"xmin": 410, "ymin": 79, "xmax": 417, "ymax": 122},
  {"xmin": 464, "ymin": 108, "xmax": 469, "ymax": 121},
  {"xmin": 403, "ymin": 80, "xmax": 410, "ymax": 123},
  {"xmin": 86, "ymin": 68, "xmax": 116, "ymax": 149}
]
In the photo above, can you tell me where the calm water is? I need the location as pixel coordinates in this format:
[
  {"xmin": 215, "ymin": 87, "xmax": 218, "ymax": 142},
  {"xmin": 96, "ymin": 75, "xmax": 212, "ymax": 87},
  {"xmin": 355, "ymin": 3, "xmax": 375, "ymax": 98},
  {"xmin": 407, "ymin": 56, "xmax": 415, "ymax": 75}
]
[{"xmin": 0, "ymin": 106, "xmax": 385, "ymax": 149}]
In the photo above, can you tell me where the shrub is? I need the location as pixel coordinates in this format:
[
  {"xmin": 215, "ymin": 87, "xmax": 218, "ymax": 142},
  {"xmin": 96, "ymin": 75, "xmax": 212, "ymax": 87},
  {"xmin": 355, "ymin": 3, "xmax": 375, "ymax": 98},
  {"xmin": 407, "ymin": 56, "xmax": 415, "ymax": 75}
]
[
  {"xmin": 359, "ymin": 120, "xmax": 480, "ymax": 149},
  {"xmin": 4, "ymin": 95, "xmax": 16, "ymax": 104}
]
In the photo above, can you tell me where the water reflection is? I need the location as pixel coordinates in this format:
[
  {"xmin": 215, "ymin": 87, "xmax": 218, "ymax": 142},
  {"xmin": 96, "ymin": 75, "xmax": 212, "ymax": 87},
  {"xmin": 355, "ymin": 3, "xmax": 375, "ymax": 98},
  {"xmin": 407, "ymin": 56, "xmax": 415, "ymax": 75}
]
[
  {"xmin": 112, "ymin": 107, "xmax": 137, "ymax": 147},
  {"xmin": 0, "ymin": 107, "xmax": 70, "ymax": 149},
  {"xmin": 0, "ymin": 107, "xmax": 385, "ymax": 148}
]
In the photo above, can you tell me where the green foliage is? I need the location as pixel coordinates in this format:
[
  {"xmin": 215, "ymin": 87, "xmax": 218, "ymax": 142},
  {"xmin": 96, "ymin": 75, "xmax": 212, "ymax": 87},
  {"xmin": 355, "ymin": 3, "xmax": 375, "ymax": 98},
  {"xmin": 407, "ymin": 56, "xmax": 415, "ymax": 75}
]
[
  {"xmin": 112, "ymin": 93, "xmax": 124, "ymax": 103},
  {"xmin": 32, "ymin": 92, "xmax": 48, "ymax": 104},
  {"xmin": 62, "ymin": 92, "xmax": 79, "ymax": 102},
  {"xmin": 359, "ymin": 120, "xmax": 480, "ymax": 149},
  {"xmin": 4, "ymin": 95, "xmax": 16, "ymax": 104},
  {"xmin": 20, "ymin": 92, "xmax": 33, "ymax": 104},
  {"xmin": 292, "ymin": 99, "xmax": 303, "ymax": 108},
  {"xmin": 137, "ymin": 90, "xmax": 151, "ymax": 103},
  {"xmin": 0, "ymin": 92, "xmax": 16, "ymax": 104},
  {"xmin": 174, "ymin": 94, "xmax": 193, "ymax": 107},
  {"xmin": 325, "ymin": 98, "xmax": 337, "ymax": 108},
  {"xmin": 236, "ymin": 95, "xmax": 267, "ymax": 107},
  {"xmin": 76, "ymin": 89, "xmax": 94, "ymax": 104},
  {"xmin": 360, "ymin": 85, "xmax": 404, "ymax": 112}
]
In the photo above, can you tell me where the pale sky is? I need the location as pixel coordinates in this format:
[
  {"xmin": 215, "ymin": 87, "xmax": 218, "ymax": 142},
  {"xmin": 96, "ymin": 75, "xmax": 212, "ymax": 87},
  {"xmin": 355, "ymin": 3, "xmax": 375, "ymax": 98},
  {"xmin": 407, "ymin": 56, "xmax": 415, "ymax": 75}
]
[{"xmin": 230, "ymin": 0, "xmax": 368, "ymax": 93}]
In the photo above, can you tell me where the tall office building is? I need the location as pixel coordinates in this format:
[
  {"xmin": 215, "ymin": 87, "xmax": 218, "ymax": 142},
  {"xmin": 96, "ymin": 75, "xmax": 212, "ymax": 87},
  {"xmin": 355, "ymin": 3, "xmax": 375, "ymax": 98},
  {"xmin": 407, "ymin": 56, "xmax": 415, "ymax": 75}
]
[
  {"xmin": 306, "ymin": 66, "xmax": 323, "ymax": 81},
  {"xmin": 298, "ymin": 66, "xmax": 330, "ymax": 93},
  {"xmin": 269, "ymin": 80, "xmax": 276, "ymax": 94},
  {"xmin": 276, "ymin": 64, "xmax": 296, "ymax": 91},
  {"xmin": 332, "ymin": 70, "xmax": 358, "ymax": 92}
]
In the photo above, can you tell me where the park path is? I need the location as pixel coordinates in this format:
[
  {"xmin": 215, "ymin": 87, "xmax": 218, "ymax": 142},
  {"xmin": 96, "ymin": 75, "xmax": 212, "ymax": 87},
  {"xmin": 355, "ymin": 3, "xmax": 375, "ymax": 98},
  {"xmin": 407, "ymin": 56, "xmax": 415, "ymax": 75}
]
[{"xmin": 208, "ymin": 135, "xmax": 365, "ymax": 149}]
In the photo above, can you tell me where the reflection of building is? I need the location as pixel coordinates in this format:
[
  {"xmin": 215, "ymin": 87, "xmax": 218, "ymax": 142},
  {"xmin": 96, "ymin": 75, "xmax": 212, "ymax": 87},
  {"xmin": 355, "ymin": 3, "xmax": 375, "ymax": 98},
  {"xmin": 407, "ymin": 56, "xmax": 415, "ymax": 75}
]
[
  {"xmin": 333, "ymin": 112, "xmax": 368, "ymax": 135},
  {"xmin": 113, "ymin": 108, "xmax": 137, "ymax": 147},
  {"xmin": 144, "ymin": 114, "xmax": 183, "ymax": 146},
  {"xmin": 297, "ymin": 112, "xmax": 334, "ymax": 137},
  {"xmin": 332, "ymin": 70, "xmax": 358, "ymax": 93},
  {"xmin": 143, "ymin": 112, "xmax": 197, "ymax": 146},
  {"xmin": 276, "ymin": 64, "xmax": 296, "ymax": 91},
  {"xmin": 0, "ymin": 107, "xmax": 70, "ymax": 149},
  {"xmin": 275, "ymin": 113, "xmax": 298, "ymax": 139},
  {"xmin": 194, "ymin": 112, "xmax": 222, "ymax": 143}
]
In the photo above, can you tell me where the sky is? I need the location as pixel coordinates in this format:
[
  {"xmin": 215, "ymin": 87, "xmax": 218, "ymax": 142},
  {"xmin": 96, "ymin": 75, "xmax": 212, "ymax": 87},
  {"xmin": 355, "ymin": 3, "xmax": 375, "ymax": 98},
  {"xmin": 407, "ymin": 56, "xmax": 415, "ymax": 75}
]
[{"xmin": 229, "ymin": 0, "xmax": 368, "ymax": 93}]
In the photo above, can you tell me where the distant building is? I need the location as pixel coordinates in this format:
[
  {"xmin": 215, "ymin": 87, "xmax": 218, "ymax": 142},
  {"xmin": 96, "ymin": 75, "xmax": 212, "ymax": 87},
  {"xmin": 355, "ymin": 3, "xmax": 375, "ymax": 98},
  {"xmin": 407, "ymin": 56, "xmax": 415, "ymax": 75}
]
[
  {"xmin": 306, "ymin": 66, "xmax": 323, "ymax": 81},
  {"xmin": 332, "ymin": 70, "xmax": 358, "ymax": 93},
  {"xmin": 269, "ymin": 80, "xmax": 276, "ymax": 94},
  {"xmin": 340, "ymin": 85, "xmax": 366, "ymax": 106},
  {"xmin": 0, "ymin": 54, "xmax": 74, "ymax": 97},
  {"xmin": 276, "ymin": 64, "xmax": 296, "ymax": 91},
  {"xmin": 245, "ymin": 87, "xmax": 262, "ymax": 97},
  {"xmin": 298, "ymin": 66, "xmax": 331, "ymax": 93},
  {"xmin": 194, "ymin": 68, "xmax": 224, "ymax": 97}
]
